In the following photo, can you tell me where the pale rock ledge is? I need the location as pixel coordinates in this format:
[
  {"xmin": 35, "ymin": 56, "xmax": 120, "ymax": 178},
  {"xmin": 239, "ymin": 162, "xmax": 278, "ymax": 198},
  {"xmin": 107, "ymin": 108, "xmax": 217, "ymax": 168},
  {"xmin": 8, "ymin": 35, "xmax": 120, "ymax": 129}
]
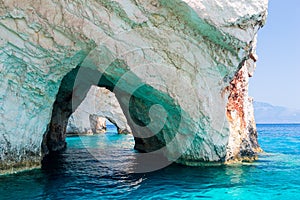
[{"xmin": 0, "ymin": 0, "xmax": 268, "ymax": 173}]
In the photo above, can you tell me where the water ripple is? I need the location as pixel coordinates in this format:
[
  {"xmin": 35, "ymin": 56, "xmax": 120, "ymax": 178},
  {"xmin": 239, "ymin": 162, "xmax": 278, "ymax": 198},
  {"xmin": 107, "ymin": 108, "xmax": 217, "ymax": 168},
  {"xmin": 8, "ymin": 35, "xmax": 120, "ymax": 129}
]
[{"xmin": 1, "ymin": 125, "xmax": 300, "ymax": 199}]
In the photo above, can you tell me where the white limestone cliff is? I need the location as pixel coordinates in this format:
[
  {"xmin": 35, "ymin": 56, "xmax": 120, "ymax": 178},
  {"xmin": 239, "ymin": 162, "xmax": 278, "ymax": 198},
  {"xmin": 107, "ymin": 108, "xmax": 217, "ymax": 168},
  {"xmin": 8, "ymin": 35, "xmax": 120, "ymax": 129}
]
[
  {"xmin": 0, "ymin": 0, "xmax": 268, "ymax": 173},
  {"xmin": 67, "ymin": 114, "xmax": 106, "ymax": 135},
  {"xmin": 66, "ymin": 86, "xmax": 132, "ymax": 135}
]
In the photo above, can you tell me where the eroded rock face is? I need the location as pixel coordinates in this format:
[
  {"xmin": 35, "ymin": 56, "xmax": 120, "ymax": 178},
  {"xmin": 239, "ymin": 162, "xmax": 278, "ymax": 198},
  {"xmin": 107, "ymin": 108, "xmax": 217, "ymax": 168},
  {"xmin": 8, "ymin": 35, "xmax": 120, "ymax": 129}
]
[
  {"xmin": 67, "ymin": 114, "xmax": 106, "ymax": 135},
  {"xmin": 0, "ymin": 0, "xmax": 268, "ymax": 173},
  {"xmin": 66, "ymin": 86, "xmax": 132, "ymax": 135},
  {"xmin": 90, "ymin": 115, "xmax": 107, "ymax": 134},
  {"xmin": 226, "ymin": 56, "xmax": 262, "ymax": 162}
]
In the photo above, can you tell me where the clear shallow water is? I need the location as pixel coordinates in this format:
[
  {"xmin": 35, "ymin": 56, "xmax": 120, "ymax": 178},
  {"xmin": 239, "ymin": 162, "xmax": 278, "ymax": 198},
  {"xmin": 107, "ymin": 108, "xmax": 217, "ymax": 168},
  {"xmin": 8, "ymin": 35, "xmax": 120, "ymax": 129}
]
[{"xmin": 1, "ymin": 124, "xmax": 300, "ymax": 199}]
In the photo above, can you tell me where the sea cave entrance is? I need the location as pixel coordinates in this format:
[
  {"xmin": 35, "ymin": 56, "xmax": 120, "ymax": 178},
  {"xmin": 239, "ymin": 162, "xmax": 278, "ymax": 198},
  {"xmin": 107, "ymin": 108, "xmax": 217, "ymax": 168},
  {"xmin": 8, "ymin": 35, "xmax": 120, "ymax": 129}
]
[
  {"xmin": 41, "ymin": 65, "xmax": 134, "ymax": 155},
  {"xmin": 41, "ymin": 59, "xmax": 182, "ymax": 172},
  {"xmin": 65, "ymin": 85, "xmax": 132, "ymax": 136}
]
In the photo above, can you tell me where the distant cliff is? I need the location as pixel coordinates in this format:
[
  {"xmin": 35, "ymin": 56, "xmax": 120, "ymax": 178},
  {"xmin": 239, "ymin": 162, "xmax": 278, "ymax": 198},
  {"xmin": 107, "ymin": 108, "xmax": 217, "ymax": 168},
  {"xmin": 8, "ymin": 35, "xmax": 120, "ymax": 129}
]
[
  {"xmin": 67, "ymin": 86, "xmax": 132, "ymax": 135},
  {"xmin": 254, "ymin": 102, "xmax": 300, "ymax": 124}
]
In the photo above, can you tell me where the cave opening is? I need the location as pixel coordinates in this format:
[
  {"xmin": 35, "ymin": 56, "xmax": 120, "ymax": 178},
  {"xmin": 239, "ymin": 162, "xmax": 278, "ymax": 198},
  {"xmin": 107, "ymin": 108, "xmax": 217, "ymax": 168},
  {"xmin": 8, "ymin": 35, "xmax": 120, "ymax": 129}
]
[
  {"xmin": 41, "ymin": 58, "xmax": 182, "ymax": 172},
  {"xmin": 41, "ymin": 65, "xmax": 134, "ymax": 158},
  {"xmin": 65, "ymin": 85, "xmax": 132, "ymax": 136},
  {"xmin": 40, "ymin": 65, "xmax": 140, "ymax": 172}
]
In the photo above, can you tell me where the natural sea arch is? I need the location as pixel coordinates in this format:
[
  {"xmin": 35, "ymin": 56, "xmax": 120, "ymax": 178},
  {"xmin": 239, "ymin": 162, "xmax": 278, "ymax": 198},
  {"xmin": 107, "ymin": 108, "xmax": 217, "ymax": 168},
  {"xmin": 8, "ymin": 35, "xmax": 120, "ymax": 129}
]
[
  {"xmin": 66, "ymin": 85, "xmax": 132, "ymax": 135},
  {"xmin": 0, "ymin": 0, "xmax": 267, "ymax": 174},
  {"xmin": 42, "ymin": 57, "xmax": 185, "ymax": 172}
]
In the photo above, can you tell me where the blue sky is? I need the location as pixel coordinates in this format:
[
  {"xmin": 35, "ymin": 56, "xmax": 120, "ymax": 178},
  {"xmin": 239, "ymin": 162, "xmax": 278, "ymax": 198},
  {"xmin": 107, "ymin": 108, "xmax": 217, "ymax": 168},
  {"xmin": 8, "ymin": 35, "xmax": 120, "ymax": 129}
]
[{"xmin": 249, "ymin": 0, "xmax": 300, "ymax": 109}]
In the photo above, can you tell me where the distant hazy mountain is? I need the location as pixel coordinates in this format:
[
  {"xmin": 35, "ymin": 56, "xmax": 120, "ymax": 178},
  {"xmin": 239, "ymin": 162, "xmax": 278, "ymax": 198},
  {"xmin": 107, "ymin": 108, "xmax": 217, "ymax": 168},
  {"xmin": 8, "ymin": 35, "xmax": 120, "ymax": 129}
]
[{"xmin": 253, "ymin": 101, "xmax": 300, "ymax": 124}]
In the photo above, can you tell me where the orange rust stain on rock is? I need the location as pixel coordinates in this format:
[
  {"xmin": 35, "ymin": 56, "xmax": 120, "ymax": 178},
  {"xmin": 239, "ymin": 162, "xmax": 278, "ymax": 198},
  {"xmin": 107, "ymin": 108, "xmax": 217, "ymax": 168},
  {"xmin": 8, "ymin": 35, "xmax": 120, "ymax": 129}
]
[{"xmin": 226, "ymin": 67, "xmax": 247, "ymax": 129}]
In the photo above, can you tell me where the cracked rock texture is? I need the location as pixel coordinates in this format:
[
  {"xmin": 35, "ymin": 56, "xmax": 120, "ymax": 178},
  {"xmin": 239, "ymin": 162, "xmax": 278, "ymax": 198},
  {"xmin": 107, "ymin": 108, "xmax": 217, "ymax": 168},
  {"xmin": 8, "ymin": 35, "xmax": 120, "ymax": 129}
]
[
  {"xmin": 66, "ymin": 86, "xmax": 132, "ymax": 135},
  {"xmin": 0, "ymin": 0, "xmax": 268, "ymax": 173}
]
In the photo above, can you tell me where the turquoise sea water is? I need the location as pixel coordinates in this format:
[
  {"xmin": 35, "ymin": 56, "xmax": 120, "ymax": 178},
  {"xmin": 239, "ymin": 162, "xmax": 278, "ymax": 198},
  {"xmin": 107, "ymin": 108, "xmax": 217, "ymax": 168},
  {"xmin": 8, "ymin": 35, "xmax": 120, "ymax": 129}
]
[{"xmin": 1, "ymin": 124, "xmax": 300, "ymax": 199}]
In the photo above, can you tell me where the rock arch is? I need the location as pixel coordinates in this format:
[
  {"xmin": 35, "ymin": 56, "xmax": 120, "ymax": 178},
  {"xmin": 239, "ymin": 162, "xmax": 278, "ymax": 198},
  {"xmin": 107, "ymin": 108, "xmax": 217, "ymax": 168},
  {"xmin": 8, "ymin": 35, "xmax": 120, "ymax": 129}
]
[
  {"xmin": 0, "ymin": 0, "xmax": 268, "ymax": 173},
  {"xmin": 66, "ymin": 85, "xmax": 132, "ymax": 135},
  {"xmin": 42, "ymin": 61, "xmax": 183, "ymax": 158}
]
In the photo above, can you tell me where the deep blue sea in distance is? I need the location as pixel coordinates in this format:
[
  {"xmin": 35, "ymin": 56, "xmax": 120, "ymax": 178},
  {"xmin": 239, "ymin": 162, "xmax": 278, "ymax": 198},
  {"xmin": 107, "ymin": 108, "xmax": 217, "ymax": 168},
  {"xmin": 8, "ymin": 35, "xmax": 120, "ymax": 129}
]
[{"xmin": 1, "ymin": 124, "xmax": 300, "ymax": 200}]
